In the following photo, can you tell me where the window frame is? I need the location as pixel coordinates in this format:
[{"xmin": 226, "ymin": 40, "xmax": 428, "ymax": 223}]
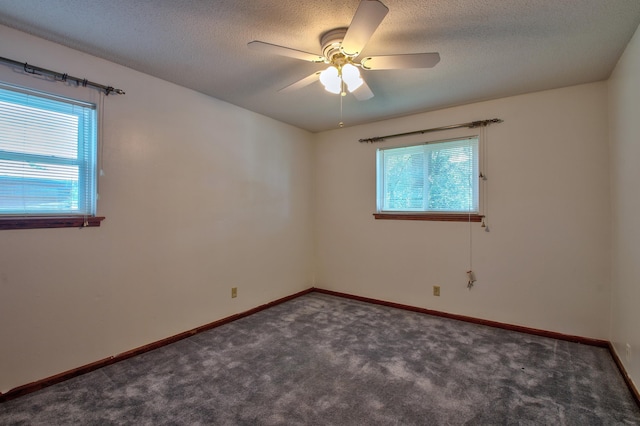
[
  {"xmin": 0, "ymin": 81, "xmax": 104, "ymax": 230},
  {"xmin": 374, "ymin": 135, "xmax": 483, "ymax": 222}
]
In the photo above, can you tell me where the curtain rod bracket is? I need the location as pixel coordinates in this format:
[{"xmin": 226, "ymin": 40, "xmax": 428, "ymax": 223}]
[
  {"xmin": 469, "ymin": 118, "xmax": 503, "ymax": 128},
  {"xmin": 23, "ymin": 62, "xmax": 41, "ymax": 76}
]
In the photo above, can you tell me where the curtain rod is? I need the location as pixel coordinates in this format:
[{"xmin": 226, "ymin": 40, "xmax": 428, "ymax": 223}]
[
  {"xmin": 358, "ymin": 118, "xmax": 503, "ymax": 143},
  {"xmin": 0, "ymin": 56, "xmax": 125, "ymax": 96}
]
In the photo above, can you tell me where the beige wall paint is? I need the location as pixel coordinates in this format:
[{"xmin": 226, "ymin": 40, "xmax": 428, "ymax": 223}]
[
  {"xmin": 0, "ymin": 25, "xmax": 314, "ymax": 393},
  {"xmin": 609, "ymin": 23, "xmax": 640, "ymax": 391},
  {"xmin": 314, "ymin": 83, "xmax": 611, "ymax": 340}
]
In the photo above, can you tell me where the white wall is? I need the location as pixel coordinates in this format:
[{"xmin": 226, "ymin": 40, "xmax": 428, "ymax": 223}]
[
  {"xmin": 609, "ymin": 23, "xmax": 640, "ymax": 391},
  {"xmin": 314, "ymin": 82, "xmax": 611, "ymax": 340},
  {"xmin": 0, "ymin": 25, "xmax": 314, "ymax": 393}
]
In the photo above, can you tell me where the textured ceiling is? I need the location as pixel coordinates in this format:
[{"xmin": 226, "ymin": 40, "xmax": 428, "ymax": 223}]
[{"xmin": 0, "ymin": 0, "xmax": 639, "ymax": 132}]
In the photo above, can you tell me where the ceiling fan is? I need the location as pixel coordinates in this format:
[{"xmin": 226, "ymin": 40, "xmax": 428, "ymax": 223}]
[{"xmin": 247, "ymin": 0, "xmax": 440, "ymax": 101}]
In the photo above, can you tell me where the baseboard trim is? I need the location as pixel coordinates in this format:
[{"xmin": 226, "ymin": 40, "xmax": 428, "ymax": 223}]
[
  {"xmin": 312, "ymin": 288, "xmax": 608, "ymax": 346},
  {"xmin": 0, "ymin": 288, "xmax": 314, "ymax": 403},
  {"xmin": 2, "ymin": 286, "xmax": 638, "ymax": 411},
  {"xmin": 608, "ymin": 342, "xmax": 640, "ymax": 409},
  {"xmin": 312, "ymin": 287, "xmax": 640, "ymax": 409}
]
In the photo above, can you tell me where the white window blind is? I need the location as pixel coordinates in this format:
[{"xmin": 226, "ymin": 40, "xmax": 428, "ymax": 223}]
[
  {"xmin": 377, "ymin": 137, "xmax": 479, "ymax": 213},
  {"xmin": 0, "ymin": 83, "xmax": 97, "ymax": 216}
]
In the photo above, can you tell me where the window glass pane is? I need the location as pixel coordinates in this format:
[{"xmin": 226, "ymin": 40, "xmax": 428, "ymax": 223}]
[
  {"xmin": 0, "ymin": 99, "xmax": 79, "ymax": 158},
  {"xmin": 0, "ymin": 83, "xmax": 97, "ymax": 216},
  {"xmin": 377, "ymin": 137, "xmax": 479, "ymax": 213},
  {"xmin": 0, "ymin": 160, "xmax": 79, "ymax": 213},
  {"xmin": 426, "ymin": 140, "xmax": 478, "ymax": 211},
  {"xmin": 383, "ymin": 146, "xmax": 424, "ymax": 210}
]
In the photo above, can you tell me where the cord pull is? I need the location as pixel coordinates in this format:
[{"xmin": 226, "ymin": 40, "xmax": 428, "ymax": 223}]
[{"xmin": 467, "ymin": 270, "xmax": 476, "ymax": 289}]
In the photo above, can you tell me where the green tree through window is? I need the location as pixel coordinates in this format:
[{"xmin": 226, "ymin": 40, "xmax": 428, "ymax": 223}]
[{"xmin": 377, "ymin": 137, "xmax": 479, "ymax": 213}]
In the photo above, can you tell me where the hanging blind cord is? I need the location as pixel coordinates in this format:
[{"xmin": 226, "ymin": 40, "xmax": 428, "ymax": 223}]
[{"xmin": 467, "ymin": 167, "xmax": 475, "ymax": 289}]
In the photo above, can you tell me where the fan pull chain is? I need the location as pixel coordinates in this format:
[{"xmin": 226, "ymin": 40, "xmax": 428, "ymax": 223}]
[{"xmin": 339, "ymin": 83, "xmax": 344, "ymax": 128}]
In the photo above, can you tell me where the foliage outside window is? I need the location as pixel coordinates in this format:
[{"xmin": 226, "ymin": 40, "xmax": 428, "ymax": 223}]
[
  {"xmin": 376, "ymin": 137, "xmax": 479, "ymax": 217},
  {"xmin": 0, "ymin": 82, "xmax": 101, "ymax": 229}
]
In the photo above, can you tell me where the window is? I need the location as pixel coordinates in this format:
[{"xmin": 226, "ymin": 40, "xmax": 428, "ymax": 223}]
[
  {"xmin": 0, "ymin": 82, "xmax": 103, "ymax": 229},
  {"xmin": 376, "ymin": 136, "xmax": 481, "ymax": 221}
]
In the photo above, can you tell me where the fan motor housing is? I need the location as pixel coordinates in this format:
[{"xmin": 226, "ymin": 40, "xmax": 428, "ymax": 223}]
[{"xmin": 321, "ymin": 28, "xmax": 348, "ymax": 61}]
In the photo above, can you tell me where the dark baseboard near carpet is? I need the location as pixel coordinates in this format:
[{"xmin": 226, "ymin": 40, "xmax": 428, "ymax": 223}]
[
  {"xmin": 312, "ymin": 287, "xmax": 640, "ymax": 410},
  {"xmin": 312, "ymin": 288, "xmax": 608, "ymax": 346},
  {"xmin": 1, "ymin": 286, "xmax": 638, "ymax": 410},
  {"xmin": 0, "ymin": 288, "xmax": 314, "ymax": 403},
  {"xmin": 609, "ymin": 341, "xmax": 640, "ymax": 408}
]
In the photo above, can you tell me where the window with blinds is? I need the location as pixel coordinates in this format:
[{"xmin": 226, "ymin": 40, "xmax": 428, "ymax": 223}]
[
  {"xmin": 376, "ymin": 137, "xmax": 479, "ymax": 213},
  {"xmin": 0, "ymin": 82, "xmax": 97, "ymax": 217}
]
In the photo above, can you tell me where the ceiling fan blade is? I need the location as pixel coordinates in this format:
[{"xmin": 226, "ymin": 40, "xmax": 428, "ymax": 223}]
[
  {"xmin": 341, "ymin": 0, "xmax": 389, "ymax": 57},
  {"xmin": 360, "ymin": 53, "xmax": 441, "ymax": 70},
  {"xmin": 278, "ymin": 71, "xmax": 322, "ymax": 93},
  {"xmin": 248, "ymin": 41, "xmax": 324, "ymax": 63},
  {"xmin": 352, "ymin": 79, "xmax": 374, "ymax": 100}
]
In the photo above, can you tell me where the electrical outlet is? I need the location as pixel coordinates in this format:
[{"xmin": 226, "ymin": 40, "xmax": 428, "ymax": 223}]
[
  {"xmin": 626, "ymin": 343, "xmax": 631, "ymax": 362},
  {"xmin": 231, "ymin": 287, "xmax": 237, "ymax": 298},
  {"xmin": 433, "ymin": 286, "xmax": 440, "ymax": 297}
]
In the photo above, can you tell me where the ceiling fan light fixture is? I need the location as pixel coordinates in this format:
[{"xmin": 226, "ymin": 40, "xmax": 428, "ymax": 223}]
[
  {"xmin": 249, "ymin": 0, "xmax": 441, "ymax": 105},
  {"xmin": 342, "ymin": 63, "xmax": 363, "ymax": 92},
  {"xmin": 319, "ymin": 66, "xmax": 341, "ymax": 94}
]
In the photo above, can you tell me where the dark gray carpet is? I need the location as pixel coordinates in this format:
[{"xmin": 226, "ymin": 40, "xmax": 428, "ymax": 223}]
[{"xmin": 1, "ymin": 292, "xmax": 639, "ymax": 425}]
